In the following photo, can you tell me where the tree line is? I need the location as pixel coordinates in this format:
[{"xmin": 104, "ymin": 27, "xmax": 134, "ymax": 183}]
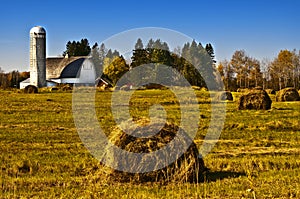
[
  {"xmin": 89, "ymin": 38, "xmax": 217, "ymax": 89},
  {"xmin": 0, "ymin": 69, "xmax": 29, "ymax": 89},
  {"xmin": 217, "ymin": 49, "xmax": 300, "ymax": 91},
  {"xmin": 2, "ymin": 37, "xmax": 298, "ymax": 91}
]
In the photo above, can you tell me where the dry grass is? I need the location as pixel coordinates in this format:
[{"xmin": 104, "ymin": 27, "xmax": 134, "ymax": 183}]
[{"xmin": 0, "ymin": 89, "xmax": 299, "ymax": 198}]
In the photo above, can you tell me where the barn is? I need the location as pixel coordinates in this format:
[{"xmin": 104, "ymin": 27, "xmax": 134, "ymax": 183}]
[
  {"xmin": 19, "ymin": 26, "xmax": 96, "ymax": 89},
  {"xmin": 20, "ymin": 56, "xmax": 96, "ymax": 89}
]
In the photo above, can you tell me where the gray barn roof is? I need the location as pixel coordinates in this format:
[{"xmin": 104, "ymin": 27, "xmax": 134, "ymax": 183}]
[
  {"xmin": 46, "ymin": 56, "xmax": 87, "ymax": 79},
  {"xmin": 59, "ymin": 58, "xmax": 85, "ymax": 78}
]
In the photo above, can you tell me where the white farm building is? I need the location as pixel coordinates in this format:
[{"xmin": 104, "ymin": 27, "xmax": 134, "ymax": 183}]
[{"xmin": 20, "ymin": 26, "xmax": 96, "ymax": 89}]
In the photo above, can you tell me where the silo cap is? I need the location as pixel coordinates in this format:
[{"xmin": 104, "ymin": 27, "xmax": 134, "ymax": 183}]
[{"xmin": 30, "ymin": 26, "xmax": 46, "ymax": 34}]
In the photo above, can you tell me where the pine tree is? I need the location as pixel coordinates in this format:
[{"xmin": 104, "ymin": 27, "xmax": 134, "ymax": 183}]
[
  {"xmin": 91, "ymin": 43, "xmax": 101, "ymax": 77},
  {"xmin": 135, "ymin": 38, "xmax": 144, "ymax": 49},
  {"xmin": 63, "ymin": 38, "xmax": 91, "ymax": 57},
  {"xmin": 205, "ymin": 43, "xmax": 216, "ymax": 64}
]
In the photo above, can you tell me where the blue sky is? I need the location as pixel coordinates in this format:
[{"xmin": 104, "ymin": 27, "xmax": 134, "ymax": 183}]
[{"xmin": 0, "ymin": 0, "xmax": 299, "ymax": 72}]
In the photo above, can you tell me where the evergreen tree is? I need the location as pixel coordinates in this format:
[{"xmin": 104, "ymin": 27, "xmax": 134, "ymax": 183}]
[
  {"xmin": 146, "ymin": 39, "xmax": 154, "ymax": 49},
  {"xmin": 205, "ymin": 43, "xmax": 216, "ymax": 64},
  {"xmin": 135, "ymin": 38, "xmax": 144, "ymax": 49},
  {"xmin": 63, "ymin": 38, "xmax": 91, "ymax": 57},
  {"xmin": 91, "ymin": 42, "xmax": 106, "ymax": 78},
  {"xmin": 131, "ymin": 39, "xmax": 150, "ymax": 68}
]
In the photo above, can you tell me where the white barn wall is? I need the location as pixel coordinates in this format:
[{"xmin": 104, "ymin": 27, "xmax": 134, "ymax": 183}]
[{"xmin": 77, "ymin": 59, "xmax": 96, "ymax": 84}]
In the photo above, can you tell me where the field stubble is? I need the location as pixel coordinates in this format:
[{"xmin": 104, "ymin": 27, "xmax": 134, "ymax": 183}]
[{"xmin": 0, "ymin": 89, "xmax": 299, "ymax": 198}]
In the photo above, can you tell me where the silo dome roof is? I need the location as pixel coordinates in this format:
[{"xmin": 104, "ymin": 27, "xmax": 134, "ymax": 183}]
[{"xmin": 30, "ymin": 26, "xmax": 46, "ymax": 34}]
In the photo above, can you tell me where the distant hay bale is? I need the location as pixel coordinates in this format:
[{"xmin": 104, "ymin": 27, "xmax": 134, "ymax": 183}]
[
  {"xmin": 144, "ymin": 83, "xmax": 167, "ymax": 90},
  {"xmin": 217, "ymin": 91, "xmax": 233, "ymax": 101},
  {"xmin": 237, "ymin": 88, "xmax": 249, "ymax": 93},
  {"xmin": 50, "ymin": 87, "xmax": 59, "ymax": 92},
  {"xmin": 62, "ymin": 85, "xmax": 72, "ymax": 91},
  {"xmin": 253, "ymin": 86, "xmax": 263, "ymax": 90},
  {"xmin": 191, "ymin": 86, "xmax": 201, "ymax": 90},
  {"xmin": 238, "ymin": 90, "xmax": 272, "ymax": 110},
  {"xmin": 276, "ymin": 87, "xmax": 300, "ymax": 102},
  {"xmin": 120, "ymin": 85, "xmax": 131, "ymax": 91},
  {"xmin": 200, "ymin": 87, "xmax": 208, "ymax": 92},
  {"xmin": 265, "ymin": 89, "xmax": 276, "ymax": 95},
  {"xmin": 102, "ymin": 118, "xmax": 205, "ymax": 184},
  {"xmin": 24, "ymin": 85, "xmax": 38, "ymax": 94}
]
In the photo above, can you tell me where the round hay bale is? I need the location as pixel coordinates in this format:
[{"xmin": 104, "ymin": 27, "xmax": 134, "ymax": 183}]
[
  {"xmin": 217, "ymin": 91, "xmax": 233, "ymax": 101},
  {"xmin": 120, "ymin": 85, "xmax": 131, "ymax": 91},
  {"xmin": 24, "ymin": 85, "xmax": 38, "ymax": 94},
  {"xmin": 50, "ymin": 87, "xmax": 59, "ymax": 92},
  {"xmin": 62, "ymin": 85, "xmax": 72, "ymax": 91},
  {"xmin": 144, "ymin": 83, "xmax": 166, "ymax": 90},
  {"xmin": 238, "ymin": 90, "xmax": 272, "ymax": 110},
  {"xmin": 237, "ymin": 88, "xmax": 249, "ymax": 93},
  {"xmin": 191, "ymin": 86, "xmax": 201, "ymax": 90},
  {"xmin": 253, "ymin": 86, "xmax": 263, "ymax": 90},
  {"xmin": 102, "ymin": 118, "xmax": 205, "ymax": 184},
  {"xmin": 200, "ymin": 87, "xmax": 208, "ymax": 92},
  {"xmin": 276, "ymin": 87, "xmax": 300, "ymax": 102},
  {"xmin": 265, "ymin": 89, "xmax": 276, "ymax": 95}
]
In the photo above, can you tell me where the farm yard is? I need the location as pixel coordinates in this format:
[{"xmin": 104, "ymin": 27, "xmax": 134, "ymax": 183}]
[{"xmin": 0, "ymin": 89, "xmax": 299, "ymax": 198}]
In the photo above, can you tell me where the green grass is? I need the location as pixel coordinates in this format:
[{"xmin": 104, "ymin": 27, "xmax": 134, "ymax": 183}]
[{"xmin": 0, "ymin": 89, "xmax": 299, "ymax": 198}]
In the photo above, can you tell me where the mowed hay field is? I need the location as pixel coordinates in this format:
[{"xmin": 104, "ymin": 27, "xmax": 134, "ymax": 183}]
[{"xmin": 0, "ymin": 89, "xmax": 299, "ymax": 198}]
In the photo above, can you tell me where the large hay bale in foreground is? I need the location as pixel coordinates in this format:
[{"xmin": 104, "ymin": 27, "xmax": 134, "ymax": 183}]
[
  {"xmin": 24, "ymin": 85, "xmax": 38, "ymax": 93},
  {"xmin": 238, "ymin": 90, "xmax": 272, "ymax": 110},
  {"xmin": 102, "ymin": 118, "xmax": 205, "ymax": 184},
  {"xmin": 276, "ymin": 87, "xmax": 300, "ymax": 102},
  {"xmin": 217, "ymin": 91, "xmax": 233, "ymax": 101},
  {"xmin": 265, "ymin": 89, "xmax": 276, "ymax": 95}
]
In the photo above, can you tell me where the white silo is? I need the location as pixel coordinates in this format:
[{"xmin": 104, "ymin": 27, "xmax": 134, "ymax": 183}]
[{"xmin": 30, "ymin": 26, "xmax": 46, "ymax": 87}]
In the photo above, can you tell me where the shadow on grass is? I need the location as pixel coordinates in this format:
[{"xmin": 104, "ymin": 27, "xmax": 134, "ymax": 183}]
[{"xmin": 203, "ymin": 171, "xmax": 246, "ymax": 182}]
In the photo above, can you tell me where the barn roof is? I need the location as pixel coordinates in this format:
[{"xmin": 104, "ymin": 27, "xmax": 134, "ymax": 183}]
[
  {"xmin": 60, "ymin": 58, "xmax": 85, "ymax": 78},
  {"xmin": 46, "ymin": 56, "xmax": 88, "ymax": 79}
]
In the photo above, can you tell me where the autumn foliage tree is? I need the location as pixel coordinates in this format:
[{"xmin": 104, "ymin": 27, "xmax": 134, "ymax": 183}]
[
  {"xmin": 269, "ymin": 50, "xmax": 300, "ymax": 90},
  {"xmin": 103, "ymin": 56, "xmax": 129, "ymax": 86}
]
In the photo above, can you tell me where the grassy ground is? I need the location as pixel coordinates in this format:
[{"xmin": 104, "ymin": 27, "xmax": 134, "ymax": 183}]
[{"xmin": 0, "ymin": 89, "xmax": 299, "ymax": 198}]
